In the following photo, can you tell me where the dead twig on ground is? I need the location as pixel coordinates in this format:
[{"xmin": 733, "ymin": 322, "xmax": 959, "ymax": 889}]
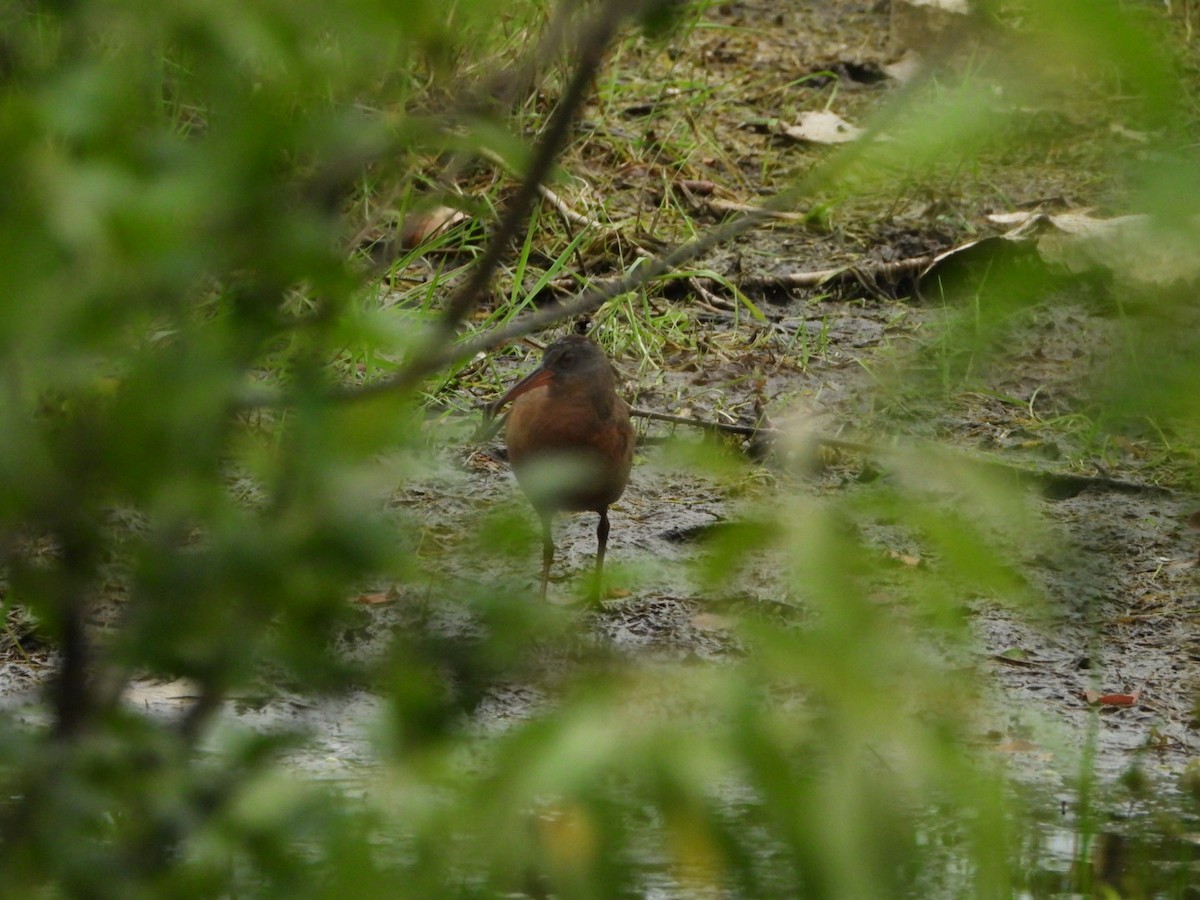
[
  {"xmin": 632, "ymin": 407, "xmax": 762, "ymax": 438},
  {"xmin": 479, "ymin": 146, "xmax": 611, "ymax": 230},
  {"xmin": 611, "ymin": 252, "xmax": 937, "ymax": 313},
  {"xmin": 703, "ymin": 197, "xmax": 807, "ymax": 222},
  {"xmin": 627, "ymin": 407, "xmax": 1177, "ymax": 497},
  {"xmin": 735, "ymin": 253, "xmax": 936, "ymax": 292},
  {"xmin": 538, "ymin": 181, "xmax": 608, "ymax": 230}
]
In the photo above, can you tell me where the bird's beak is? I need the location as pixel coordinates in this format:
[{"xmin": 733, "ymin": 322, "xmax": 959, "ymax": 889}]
[{"xmin": 488, "ymin": 365, "xmax": 554, "ymax": 418}]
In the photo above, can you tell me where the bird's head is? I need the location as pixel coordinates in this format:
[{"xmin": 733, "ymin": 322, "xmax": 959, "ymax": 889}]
[{"xmin": 489, "ymin": 335, "xmax": 614, "ymax": 416}]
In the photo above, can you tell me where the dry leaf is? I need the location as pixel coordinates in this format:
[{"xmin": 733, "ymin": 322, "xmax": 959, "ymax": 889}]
[
  {"xmin": 691, "ymin": 612, "xmax": 735, "ymax": 632},
  {"xmin": 883, "ymin": 50, "xmax": 923, "ymax": 83},
  {"xmin": 985, "ymin": 209, "xmax": 1200, "ymax": 288},
  {"xmin": 904, "ymin": 0, "xmax": 969, "ymax": 10},
  {"xmin": 400, "ymin": 205, "xmax": 468, "ymax": 248},
  {"xmin": 1098, "ymin": 691, "xmax": 1141, "ymax": 706},
  {"xmin": 1083, "ymin": 689, "xmax": 1141, "ymax": 706},
  {"xmin": 1109, "ymin": 122, "xmax": 1151, "ymax": 143},
  {"xmin": 783, "ymin": 111, "xmax": 864, "ymax": 145},
  {"xmin": 356, "ymin": 590, "xmax": 397, "ymax": 606},
  {"xmin": 884, "ymin": 549, "xmax": 922, "ymax": 567}
]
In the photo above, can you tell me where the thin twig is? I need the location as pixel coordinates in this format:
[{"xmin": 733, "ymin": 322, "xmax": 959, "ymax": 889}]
[
  {"xmin": 538, "ymin": 181, "xmax": 607, "ymax": 229},
  {"xmin": 628, "ymin": 407, "xmax": 881, "ymax": 456},
  {"xmin": 628, "ymin": 408, "xmax": 1176, "ymax": 496},
  {"xmin": 704, "ymin": 197, "xmax": 807, "ymax": 222},
  {"xmin": 687, "ymin": 276, "xmax": 738, "ymax": 313},
  {"xmin": 631, "ymin": 406, "xmax": 763, "ymax": 437},
  {"xmin": 737, "ymin": 253, "xmax": 936, "ymax": 291}
]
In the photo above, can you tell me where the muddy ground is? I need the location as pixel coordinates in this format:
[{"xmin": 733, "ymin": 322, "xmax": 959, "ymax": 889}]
[{"xmin": 2, "ymin": 0, "xmax": 1199, "ymax": 891}]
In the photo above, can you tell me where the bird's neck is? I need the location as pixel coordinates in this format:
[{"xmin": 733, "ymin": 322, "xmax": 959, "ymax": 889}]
[{"xmin": 553, "ymin": 375, "xmax": 616, "ymax": 419}]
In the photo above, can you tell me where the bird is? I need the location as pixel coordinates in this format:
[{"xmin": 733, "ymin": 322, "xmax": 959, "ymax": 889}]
[{"xmin": 489, "ymin": 334, "xmax": 635, "ymax": 600}]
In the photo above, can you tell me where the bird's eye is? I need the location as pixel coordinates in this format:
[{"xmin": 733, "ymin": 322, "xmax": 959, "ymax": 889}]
[{"xmin": 560, "ymin": 351, "xmax": 574, "ymax": 365}]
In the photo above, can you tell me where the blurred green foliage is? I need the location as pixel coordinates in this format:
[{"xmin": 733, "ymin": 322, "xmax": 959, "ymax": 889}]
[{"xmin": 0, "ymin": 0, "xmax": 1195, "ymax": 897}]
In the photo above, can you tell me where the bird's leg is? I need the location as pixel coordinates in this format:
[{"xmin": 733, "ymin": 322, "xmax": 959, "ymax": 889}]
[
  {"xmin": 539, "ymin": 511, "xmax": 554, "ymax": 600},
  {"xmin": 590, "ymin": 508, "xmax": 610, "ymax": 602}
]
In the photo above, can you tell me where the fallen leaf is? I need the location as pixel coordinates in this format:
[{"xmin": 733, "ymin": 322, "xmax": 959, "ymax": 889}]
[
  {"xmin": 356, "ymin": 590, "xmax": 397, "ymax": 606},
  {"xmin": 884, "ymin": 549, "xmax": 922, "ymax": 567},
  {"xmin": 691, "ymin": 612, "xmax": 735, "ymax": 632},
  {"xmin": 984, "ymin": 209, "xmax": 1200, "ymax": 288},
  {"xmin": 904, "ymin": 0, "xmax": 969, "ymax": 11},
  {"xmin": 782, "ymin": 111, "xmax": 864, "ymax": 145},
  {"xmin": 1099, "ymin": 691, "xmax": 1141, "ymax": 706},
  {"xmin": 1109, "ymin": 122, "xmax": 1151, "ymax": 143},
  {"xmin": 1083, "ymin": 689, "xmax": 1141, "ymax": 706},
  {"xmin": 883, "ymin": 51, "xmax": 923, "ymax": 84},
  {"xmin": 400, "ymin": 205, "xmax": 468, "ymax": 248}
]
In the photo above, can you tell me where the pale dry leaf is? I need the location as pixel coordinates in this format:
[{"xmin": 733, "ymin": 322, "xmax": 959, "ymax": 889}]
[
  {"xmin": 1109, "ymin": 122, "xmax": 1151, "ymax": 143},
  {"xmin": 985, "ymin": 209, "xmax": 1200, "ymax": 287},
  {"xmin": 783, "ymin": 111, "xmax": 864, "ymax": 145},
  {"xmin": 986, "ymin": 210, "xmax": 1044, "ymax": 229},
  {"xmin": 1037, "ymin": 213, "xmax": 1200, "ymax": 287},
  {"xmin": 356, "ymin": 590, "xmax": 397, "ymax": 606},
  {"xmin": 401, "ymin": 205, "xmax": 469, "ymax": 248},
  {"xmin": 123, "ymin": 679, "xmax": 201, "ymax": 705},
  {"xmin": 884, "ymin": 50, "xmax": 924, "ymax": 83},
  {"xmin": 884, "ymin": 549, "xmax": 922, "ymax": 567},
  {"xmin": 691, "ymin": 612, "xmax": 736, "ymax": 632},
  {"xmin": 903, "ymin": 0, "xmax": 969, "ymax": 10}
]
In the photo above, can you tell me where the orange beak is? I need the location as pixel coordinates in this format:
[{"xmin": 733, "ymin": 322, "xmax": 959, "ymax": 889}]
[{"xmin": 489, "ymin": 365, "xmax": 554, "ymax": 418}]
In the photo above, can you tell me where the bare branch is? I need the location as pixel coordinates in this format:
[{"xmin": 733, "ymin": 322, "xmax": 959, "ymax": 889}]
[{"xmin": 340, "ymin": 198, "xmax": 798, "ymax": 402}]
